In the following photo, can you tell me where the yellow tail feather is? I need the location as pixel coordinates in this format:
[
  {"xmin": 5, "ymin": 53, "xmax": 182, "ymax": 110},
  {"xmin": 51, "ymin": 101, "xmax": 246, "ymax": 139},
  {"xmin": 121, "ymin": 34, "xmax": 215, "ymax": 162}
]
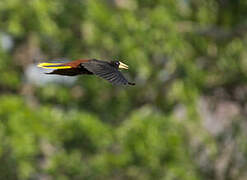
[{"xmin": 37, "ymin": 63, "xmax": 72, "ymax": 69}]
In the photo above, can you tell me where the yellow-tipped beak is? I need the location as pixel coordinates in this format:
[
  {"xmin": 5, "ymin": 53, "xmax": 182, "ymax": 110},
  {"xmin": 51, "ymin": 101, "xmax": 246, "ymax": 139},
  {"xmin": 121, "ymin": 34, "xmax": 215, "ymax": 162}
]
[{"xmin": 119, "ymin": 61, "xmax": 129, "ymax": 69}]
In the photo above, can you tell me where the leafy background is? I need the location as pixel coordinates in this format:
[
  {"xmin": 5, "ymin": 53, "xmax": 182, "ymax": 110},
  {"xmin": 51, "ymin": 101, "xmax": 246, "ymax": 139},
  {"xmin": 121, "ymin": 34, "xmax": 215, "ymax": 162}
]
[{"xmin": 0, "ymin": 0, "xmax": 247, "ymax": 179}]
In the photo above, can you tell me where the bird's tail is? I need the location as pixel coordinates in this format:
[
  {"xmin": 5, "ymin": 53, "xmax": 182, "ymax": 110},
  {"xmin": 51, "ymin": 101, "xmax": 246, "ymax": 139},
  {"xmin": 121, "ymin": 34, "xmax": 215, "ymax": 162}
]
[{"xmin": 37, "ymin": 62, "xmax": 72, "ymax": 69}]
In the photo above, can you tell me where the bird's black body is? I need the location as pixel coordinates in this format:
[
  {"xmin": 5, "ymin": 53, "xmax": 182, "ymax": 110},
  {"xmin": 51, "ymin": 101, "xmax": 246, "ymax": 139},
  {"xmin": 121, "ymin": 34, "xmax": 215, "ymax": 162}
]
[
  {"xmin": 38, "ymin": 59, "xmax": 135, "ymax": 86},
  {"xmin": 46, "ymin": 66, "xmax": 93, "ymax": 76}
]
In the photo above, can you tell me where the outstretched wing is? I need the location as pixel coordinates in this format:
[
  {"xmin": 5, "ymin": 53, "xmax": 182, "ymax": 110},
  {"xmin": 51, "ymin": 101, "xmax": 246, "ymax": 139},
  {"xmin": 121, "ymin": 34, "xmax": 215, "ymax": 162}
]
[{"xmin": 82, "ymin": 60, "xmax": 131, "ymax": 85}]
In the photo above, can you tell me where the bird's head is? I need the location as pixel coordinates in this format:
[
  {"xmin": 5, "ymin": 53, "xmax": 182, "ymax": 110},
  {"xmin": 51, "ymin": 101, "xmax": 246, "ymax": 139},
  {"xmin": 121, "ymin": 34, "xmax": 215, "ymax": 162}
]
[{"xmin": 110, "ymin": 60, "xmax": 129, "ymax": 69}]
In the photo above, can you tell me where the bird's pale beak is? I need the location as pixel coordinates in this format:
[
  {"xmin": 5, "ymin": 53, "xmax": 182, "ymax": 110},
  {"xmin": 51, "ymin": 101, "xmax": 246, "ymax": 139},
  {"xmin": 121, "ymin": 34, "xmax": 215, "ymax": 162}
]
[{"xmin": 119, "ymin": 61, "xmax": 129, "ymax": 69}]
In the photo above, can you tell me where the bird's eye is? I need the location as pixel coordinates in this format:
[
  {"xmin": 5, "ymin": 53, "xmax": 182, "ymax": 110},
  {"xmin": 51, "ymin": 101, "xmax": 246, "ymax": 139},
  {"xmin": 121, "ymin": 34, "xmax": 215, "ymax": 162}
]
[{"xmin": 115, "ymin": 62, "xmax": 119, "ymax": 66}]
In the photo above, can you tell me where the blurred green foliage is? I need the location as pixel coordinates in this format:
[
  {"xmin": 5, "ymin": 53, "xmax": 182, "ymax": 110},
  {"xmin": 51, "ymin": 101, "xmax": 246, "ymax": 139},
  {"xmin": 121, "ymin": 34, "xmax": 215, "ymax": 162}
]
[{"xmin": 0, "ymin": 0, "xmax": 247, "ymax": 179}]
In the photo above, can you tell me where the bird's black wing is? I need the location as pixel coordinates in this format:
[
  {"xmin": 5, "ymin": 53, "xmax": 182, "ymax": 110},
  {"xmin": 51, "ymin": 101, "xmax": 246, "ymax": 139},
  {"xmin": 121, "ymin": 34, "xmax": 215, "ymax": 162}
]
[{"xmin": 81, "ymin": 60, "xmax": 134, "ymax": 85}]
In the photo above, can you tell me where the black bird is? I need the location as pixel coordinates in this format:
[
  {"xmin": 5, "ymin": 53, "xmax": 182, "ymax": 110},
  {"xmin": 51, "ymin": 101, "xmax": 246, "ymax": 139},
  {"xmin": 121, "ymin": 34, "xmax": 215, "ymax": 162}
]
[{"xmin": 38, "ymin": 59, "xmax": 135, "ymax": 85}]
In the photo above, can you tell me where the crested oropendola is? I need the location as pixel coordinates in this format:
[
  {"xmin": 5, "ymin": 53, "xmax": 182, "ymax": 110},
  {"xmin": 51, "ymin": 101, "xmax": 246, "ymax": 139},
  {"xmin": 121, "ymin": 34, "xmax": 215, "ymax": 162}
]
[{"xmin": 37, "ymin": 59, "xmax": 135, "ymax": 85}]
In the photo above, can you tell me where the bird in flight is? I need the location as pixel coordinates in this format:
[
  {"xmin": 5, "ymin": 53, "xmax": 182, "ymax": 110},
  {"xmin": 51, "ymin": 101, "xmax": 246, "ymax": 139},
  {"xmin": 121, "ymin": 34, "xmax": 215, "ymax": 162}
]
[{"xmin": 37, "ymin": 59, "xmax": 135, "ymax": 85}]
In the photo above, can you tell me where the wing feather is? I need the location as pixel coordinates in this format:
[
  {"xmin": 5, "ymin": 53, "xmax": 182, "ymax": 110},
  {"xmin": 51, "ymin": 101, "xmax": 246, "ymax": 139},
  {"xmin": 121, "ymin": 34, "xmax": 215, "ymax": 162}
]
[{"xmin": 81, "ymin": 60, "xmax": 130, "ymax": 85}]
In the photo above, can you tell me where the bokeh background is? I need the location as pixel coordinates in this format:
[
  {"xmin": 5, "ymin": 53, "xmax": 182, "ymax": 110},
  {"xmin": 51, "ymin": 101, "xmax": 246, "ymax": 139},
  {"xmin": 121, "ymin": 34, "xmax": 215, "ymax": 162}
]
[{"xmin": 0, "ymin": 0, "xmax": 247, "ymax": 179}]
